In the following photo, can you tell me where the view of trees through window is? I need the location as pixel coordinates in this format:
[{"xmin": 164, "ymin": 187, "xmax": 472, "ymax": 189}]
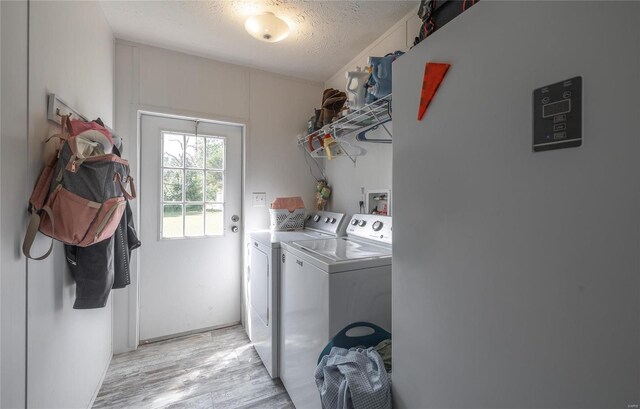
[{"xmin": 161, "ymin": 132, "xmax": 225, "ymax": 238}]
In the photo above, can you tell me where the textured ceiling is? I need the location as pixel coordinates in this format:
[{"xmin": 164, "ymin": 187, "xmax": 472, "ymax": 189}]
[{"xmin": 99, "ymin": 0, "xmax": 418, "ymax": 82}]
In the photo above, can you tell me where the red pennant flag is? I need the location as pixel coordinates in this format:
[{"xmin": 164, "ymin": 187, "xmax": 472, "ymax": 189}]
[{"xmin": 418, "ymin": 62, "xmax": 450, "ymax": 121}]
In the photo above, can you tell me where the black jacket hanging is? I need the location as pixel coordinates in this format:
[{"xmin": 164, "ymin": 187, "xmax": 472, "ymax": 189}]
[{"xmin": 113, "ymin": 199, "xmax": 140, "ymax": 289}]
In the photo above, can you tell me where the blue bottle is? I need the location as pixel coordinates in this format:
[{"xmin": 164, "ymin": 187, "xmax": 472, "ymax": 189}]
[{"xmin": 366, "ymin": 51, "xmax": 405, "ymax": 103}]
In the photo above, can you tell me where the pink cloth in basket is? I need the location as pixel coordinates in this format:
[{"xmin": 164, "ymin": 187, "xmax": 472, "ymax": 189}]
[{"xmin": 271, "ymin": 197, "xmax": 305, "ymax": 212}]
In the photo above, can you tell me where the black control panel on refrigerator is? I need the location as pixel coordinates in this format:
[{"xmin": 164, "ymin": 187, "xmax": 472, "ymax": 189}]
[{"xmin": 533, "ymin": 76, "xmax": 582, "ymax": 152}]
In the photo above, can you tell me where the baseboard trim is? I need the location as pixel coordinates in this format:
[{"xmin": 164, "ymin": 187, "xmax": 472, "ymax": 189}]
[
  {"xmin": 87, "ymin": 351, "xmax": 112, "ymax": 409},
  {"xmin": 139, "ymin": 321, "xmax": 241, "ymax": 345}
]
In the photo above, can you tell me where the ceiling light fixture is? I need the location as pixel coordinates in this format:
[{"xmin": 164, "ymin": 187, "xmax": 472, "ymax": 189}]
[{"xmin": 244, "ymin": 12, "xmax": 290, "ymax": 43}]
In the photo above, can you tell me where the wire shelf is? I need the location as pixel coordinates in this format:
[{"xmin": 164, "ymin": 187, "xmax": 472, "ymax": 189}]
[{"xmin": 297, "ymin": 94, "xmax": 392, "ymax": 162}]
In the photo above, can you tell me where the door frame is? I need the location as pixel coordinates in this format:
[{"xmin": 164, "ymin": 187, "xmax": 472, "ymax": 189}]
[{"xmin": 129, "ymin": 107, "xmax": 246, "ymax": 349}]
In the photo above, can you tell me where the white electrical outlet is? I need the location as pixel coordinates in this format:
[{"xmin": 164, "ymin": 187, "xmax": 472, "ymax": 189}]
[{"xmin": 253, "ymin": 192, "xmax": 267, "ymax": 207}]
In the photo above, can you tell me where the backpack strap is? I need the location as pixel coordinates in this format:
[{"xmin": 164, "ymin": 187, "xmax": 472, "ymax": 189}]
[
  {"xmin": 22, "ymin": 206, "xmax": 55, "ymax": 260},
  {"xmin": 23, "ymin": 116, "xmax": 70, "ymax": 261},
  {"xmin": 44, "ymin": 114, "xmax": 70, "ymax": 144},
  {"xmin": 115, "ymin": 173, "xmax": 137, "ymax": 200}
]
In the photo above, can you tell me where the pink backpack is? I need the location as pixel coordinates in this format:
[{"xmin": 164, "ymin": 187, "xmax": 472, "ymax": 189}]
[{"xmin": 23, "ymin": 116, "xmax": 136, "ymax": 260}]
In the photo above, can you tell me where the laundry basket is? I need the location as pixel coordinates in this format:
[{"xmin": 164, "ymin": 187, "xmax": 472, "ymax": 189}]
[
  {"xmin": 316, "ymin": 322, "xmax": 393, "ymax": 409},
  {"xmin": 269, "ymin": 208, "xmax": 306, "ymax": 231},
  {"xmin": 270, "ymin": 196, "xmax": 306, "ymax": 231},
  {"xmin": 317, "ymin": 322, "xmax": 391, "ymax": 364}
]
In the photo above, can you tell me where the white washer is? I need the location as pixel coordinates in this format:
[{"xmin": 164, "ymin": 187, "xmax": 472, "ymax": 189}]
[
  {"xmin": 248, "ymin": 211, "xmax": 347, "ymax": 379},
  {"xmin": 280, "ymin": 214, "xmax": 392, "ymax": 409}
]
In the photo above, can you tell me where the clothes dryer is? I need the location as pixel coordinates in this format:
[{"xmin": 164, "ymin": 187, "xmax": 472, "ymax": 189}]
[{"xmin": 248, "ymin": 211, "xmax": 347, "ymax": 378}]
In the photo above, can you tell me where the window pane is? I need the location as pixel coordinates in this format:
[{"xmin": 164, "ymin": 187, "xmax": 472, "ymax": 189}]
[
  {"xmin": 163, "ymin": 169, "xmax": 183, "ymax": 202},
  {"xmin": 185, "ymin": 170, "xmax": 204, "ymax": 202},
  {"xmin": 206, "ymin": 171, "xmax": 224, "ymax": 202},
  {"xmin": 185, "ymin": 135, "xmax": 204, "ymax": 168},
  {"xmin": 163, "ymin": 204, "xmax": 183, "ymax": 238},
  {"xmin": 206, "ymin": 204, "xmax": 223, "ymax": 236},
  {"xmin": 163, "ymin": 133, "xmax": 184, "ymax": 167},
  {"xmin": 185, "ymin": 204, "xmax": 204, "ymax": 237},
  {"xmin": 206, "ymin": 138, "xmax": 224, "ymax": 170}
]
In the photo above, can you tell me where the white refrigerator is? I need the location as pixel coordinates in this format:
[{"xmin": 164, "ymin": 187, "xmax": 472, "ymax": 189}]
[{"xmin": 392, "ymin": 2, "xmax": 640, "ymax": 408}]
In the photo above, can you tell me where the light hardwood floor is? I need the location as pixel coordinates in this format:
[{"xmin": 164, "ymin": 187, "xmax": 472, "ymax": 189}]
[{"xmin": 93, "ymin": 325, "xmax": 294, "ymax": 409}]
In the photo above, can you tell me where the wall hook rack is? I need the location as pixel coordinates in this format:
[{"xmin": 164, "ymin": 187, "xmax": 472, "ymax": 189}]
[{"xmin": 47, "ymin": 93, "xmax": 121, "ymax": 143}]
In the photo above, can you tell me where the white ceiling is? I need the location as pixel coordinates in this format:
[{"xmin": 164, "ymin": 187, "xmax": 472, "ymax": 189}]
[{"xmin": 99, "ymin": 0, "xmax": 419, "ymax": 82}]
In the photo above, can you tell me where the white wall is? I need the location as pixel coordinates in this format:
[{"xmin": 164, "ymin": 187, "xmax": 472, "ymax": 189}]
[
  {"xmin": 2, "ymin": 1, "xmax": 115, "ymax": 408},
  {"xmin": 26, "ymin": 2, "xmax": 115, "ymax": 408},
  {"xmin": 0, "ymin": 3, "xmax": 2, "ymax": 401},
  {"xmin": 113, "ymin": 41, "xmax": 324, "ymax": 352},
  {"xmin": 392, "ymin": 2, "xmax": 640, "ymax": 407},
  {"xmin": 322, "ymin": 9, "xmax": 420, "ymax": 214},
  {"xmin": 1, "ymin": 2, "xmax": 29, "ymax": 407},
  {"xmin": 0, "ymin": 4, "xmax": 2, "ymax": 401}
]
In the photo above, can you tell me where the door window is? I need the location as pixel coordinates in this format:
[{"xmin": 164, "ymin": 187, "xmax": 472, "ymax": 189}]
[{"xmin": 161, "ymin": 131, "xmax": 225, "ymax": 238}]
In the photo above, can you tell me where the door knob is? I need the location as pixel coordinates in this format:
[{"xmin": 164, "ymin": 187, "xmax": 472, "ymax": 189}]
[
  {"xmin": 231, "ymin": 226, "xmax": 239, "ymax": 233},
  {"xmin": 231, "ymin": 215, "xmax": 240, "ymax": 222}
]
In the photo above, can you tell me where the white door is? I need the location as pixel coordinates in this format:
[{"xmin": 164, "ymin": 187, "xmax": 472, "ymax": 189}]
[{"xmin": 139, "ymin": 114, "xmax": 243, "ymax": 341}]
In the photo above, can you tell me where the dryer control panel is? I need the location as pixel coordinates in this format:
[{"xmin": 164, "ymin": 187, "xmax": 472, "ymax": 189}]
[
  {"xmin": 533, "ymin": 76, "xmax": 582, "ymax": 152},
  {"xmin": 305, "ymin": 211, "xmax": 347, "ymax": 235},
  {"xmin": 347, "ymin": 214, "xmax": 392, "ymax": 244}
]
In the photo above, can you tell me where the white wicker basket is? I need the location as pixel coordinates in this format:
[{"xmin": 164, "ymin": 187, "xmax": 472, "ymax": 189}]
[{"xmin": 269, "ymin": 208, "xmax": 306, "ymax": 231}]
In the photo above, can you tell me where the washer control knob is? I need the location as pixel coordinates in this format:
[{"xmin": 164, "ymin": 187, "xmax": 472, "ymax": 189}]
[
  {"xmin": 330, "ymin": 218, "xmax": 336, "ymax": 224},
  {"xmin": 313, "ymin": 215, "xmax": 321, "ymax": 222},
  {"xmin": 324, "ymin": 217, "xmax": 330, "ymax": 223},
  {"xmin": 358, "ymin": 220, "xmax": 367, "ymax": 227},
  {"xmin": 350, "ymin": 219, "xmax": 359, "ymax": 226},
  {"xmin": 372, "ymin": 221, "xmax": 383, "ymax": 231}
]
